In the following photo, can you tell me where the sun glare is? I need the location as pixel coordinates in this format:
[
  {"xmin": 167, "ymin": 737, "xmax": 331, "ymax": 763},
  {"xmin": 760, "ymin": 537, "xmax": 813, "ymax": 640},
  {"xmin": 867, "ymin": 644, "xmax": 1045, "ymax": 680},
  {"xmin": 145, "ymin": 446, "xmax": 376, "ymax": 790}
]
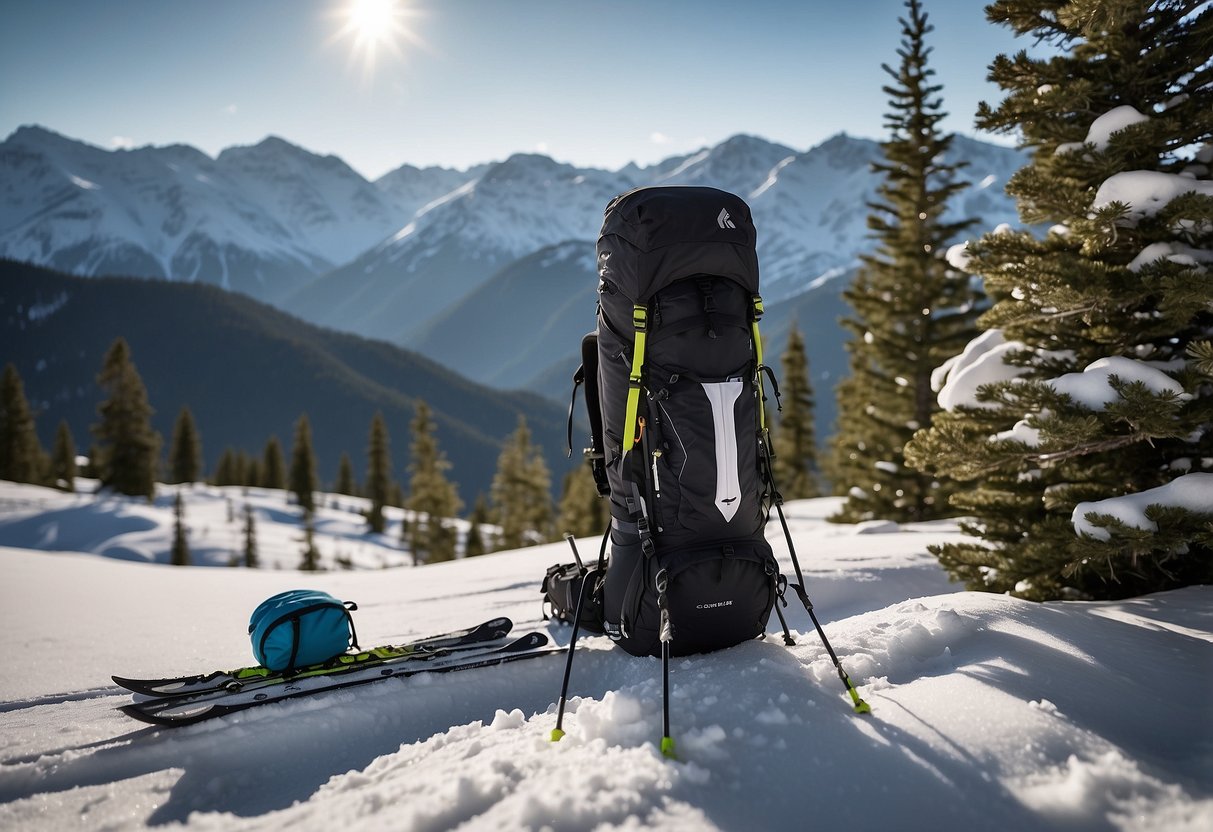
[{"xmin": 332, "ymin": 0, "xmax": 422, "ymax": 79}]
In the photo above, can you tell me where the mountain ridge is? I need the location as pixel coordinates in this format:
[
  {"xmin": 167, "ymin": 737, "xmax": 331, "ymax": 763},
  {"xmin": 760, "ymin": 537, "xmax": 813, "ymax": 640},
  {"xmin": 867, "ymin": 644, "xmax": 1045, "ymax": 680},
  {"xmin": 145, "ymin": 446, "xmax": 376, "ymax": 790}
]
[{"xmin": 0, "ymin": 258, "xmax": 571, "ymax": 500}]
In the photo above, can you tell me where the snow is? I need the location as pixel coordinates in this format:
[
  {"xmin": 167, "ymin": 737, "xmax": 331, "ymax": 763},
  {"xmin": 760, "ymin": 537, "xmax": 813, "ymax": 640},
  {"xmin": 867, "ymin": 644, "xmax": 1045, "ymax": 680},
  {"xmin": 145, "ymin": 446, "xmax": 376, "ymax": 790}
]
[
  {"xmin": 1127, "ymin": 242, "xmax": 1213, "ymax": 273},
  {"xmin": 1071, "ymin": 472, "xmax": 1213, "ymax": 541},
  {"xmin": 1, "ymin": 483, "xmax": 1211, "ymax": 831},
  {"xmin": 945, "ymin": 241, "xmax": 972, "ymax": 270},
  {"xmin": 935, "ymin": 330, "xmax": 1033, "ymax": 411},
  {"xmin": 1092, "ymin": 172, "xmax": 1213, "ymax": 223},
  {"xmin": 990, "ymin": 417, "xmax": 1043, "ymax": 448},
  {"xmin": 1085, "ymin": 106, "xmax": 1151, "ymax": 151},
  {"xmin": 1048, "ymin": 356, "xmax": 1185, "ymax": 410}
]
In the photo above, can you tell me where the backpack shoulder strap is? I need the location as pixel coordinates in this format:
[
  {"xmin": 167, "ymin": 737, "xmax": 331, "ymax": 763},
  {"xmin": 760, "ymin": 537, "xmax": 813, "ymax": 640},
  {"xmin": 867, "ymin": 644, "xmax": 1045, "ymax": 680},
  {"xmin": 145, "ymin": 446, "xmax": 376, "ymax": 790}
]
[{"xmin": 579, "ymin": 332, "xmax": 610, "ymax": 497}]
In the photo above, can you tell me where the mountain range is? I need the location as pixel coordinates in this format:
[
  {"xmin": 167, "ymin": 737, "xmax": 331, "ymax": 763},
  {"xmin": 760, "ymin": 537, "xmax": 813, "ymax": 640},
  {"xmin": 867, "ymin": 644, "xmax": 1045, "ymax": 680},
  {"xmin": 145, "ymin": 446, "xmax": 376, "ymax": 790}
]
[{"xmin": 2, "ymin": 125, "xmax": 1029, "ymax": 441}]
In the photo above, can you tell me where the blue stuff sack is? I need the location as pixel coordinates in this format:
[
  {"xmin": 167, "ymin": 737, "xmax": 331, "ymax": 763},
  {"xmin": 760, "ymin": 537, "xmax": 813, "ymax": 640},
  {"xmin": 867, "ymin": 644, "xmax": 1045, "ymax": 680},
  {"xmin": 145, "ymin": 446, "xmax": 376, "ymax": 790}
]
[{"xmin": 249, "ymin": 589, "xmax": 359, "ymax": 672}]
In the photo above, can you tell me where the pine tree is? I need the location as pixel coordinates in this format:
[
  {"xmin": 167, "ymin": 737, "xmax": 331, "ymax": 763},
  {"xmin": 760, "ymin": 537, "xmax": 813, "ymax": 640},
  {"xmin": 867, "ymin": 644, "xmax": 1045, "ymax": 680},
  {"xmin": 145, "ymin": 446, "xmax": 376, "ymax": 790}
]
[
  {"xmin": 556, "ymin": 465, "xmax": 609, "ymax": 539},
  {"xmin": 167, "ymin": 406, "xmax": 202, "ymax": 485},
  {"xmin": 490, "ymin": 416, "xmax": 553, "ymax": 550},
  {"xmin": 406, "ymin": 401, "xmax": 463, "ymax": 564},
  {"xmin": 92, "ymin": 338, "xmax": 160, "ymax": 500},
  {"xmin": 212, "ymin": 448, "xmax": 237, "ymax": 487},
  {"xmin": 244, "ymin": 457, "xmax": 262, "ymax": 490},
  {"xmin": 0, "ymin": 363, "xmax": 47, "ymax": 485},
  {"xmin": 243, "ymin": 504, "xmax": 259, "ymax": 568},
  {"xmin": 233, "ymin": 450, "xmax": 250, "ymax": 487},
  {"xmin": 299, "ymin": 508, "xmax": 321, "ymax": 571},
  {"xmin": 335, "ymin": 452, "xmax": 356, "ymax": 496},
  {"xmin": 770, "ymin": 325, "xmax": 822, "ymax": 500},
  {"xmin": 829, "ymin": 0, "xmax": 979, "ymax": 524},
  {"xmin": 463, "ymin": 493, "xmax": 493, "ymax": 557},
  {"xmin": 262, "ymin": 435, "xmax": 286, "ymax": 491},
  {"xmin": 171, "ymin": 491, "xmax": 190, "ymax": 566},
  {"xmin": 289, "ymin": 414, "xmax": 318, "ymax": 514},
  {"xmin": 51, "ymin": 420, "xmax": 76, "ymax": 491},
  {"xmin": 905, "ymin": 0, "xmax": 1213, "ymax": 599},
  {"xmin": 365, "ymin": 413, "xmax": 392, "ymax": 534}
]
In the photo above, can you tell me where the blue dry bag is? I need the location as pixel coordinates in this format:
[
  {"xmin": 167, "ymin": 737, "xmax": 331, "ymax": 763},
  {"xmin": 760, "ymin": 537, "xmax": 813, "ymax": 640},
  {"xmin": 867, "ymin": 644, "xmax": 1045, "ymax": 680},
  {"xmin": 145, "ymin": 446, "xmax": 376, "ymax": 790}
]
[{"xmin": 248, "ymin": 589, "xmax": 359, "ymax": 672}]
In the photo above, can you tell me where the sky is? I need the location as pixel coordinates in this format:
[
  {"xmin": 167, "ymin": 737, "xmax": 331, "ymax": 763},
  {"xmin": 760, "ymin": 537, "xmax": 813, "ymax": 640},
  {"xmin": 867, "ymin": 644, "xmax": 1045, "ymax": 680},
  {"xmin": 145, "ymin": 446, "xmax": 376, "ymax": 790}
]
[{"xmin": 0, "ymin": 0, "xmax": 1037, "ymax": 180}]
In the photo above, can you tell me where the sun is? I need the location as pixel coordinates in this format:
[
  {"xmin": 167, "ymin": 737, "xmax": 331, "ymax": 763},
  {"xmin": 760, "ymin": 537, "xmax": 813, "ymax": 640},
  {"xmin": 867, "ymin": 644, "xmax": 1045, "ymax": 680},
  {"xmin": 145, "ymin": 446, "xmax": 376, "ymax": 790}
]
[{"xmin": 332, "ymin": 0, "xmax": 422, "ymax": 79}]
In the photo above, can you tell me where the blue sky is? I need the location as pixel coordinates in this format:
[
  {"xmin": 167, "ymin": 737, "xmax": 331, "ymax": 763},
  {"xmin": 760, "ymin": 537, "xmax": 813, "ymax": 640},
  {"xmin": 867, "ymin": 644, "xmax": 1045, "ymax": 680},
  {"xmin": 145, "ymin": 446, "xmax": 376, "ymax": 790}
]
[{"xmin": 0, "ymin": 0, "xmax": 1034, "ymax": 179}]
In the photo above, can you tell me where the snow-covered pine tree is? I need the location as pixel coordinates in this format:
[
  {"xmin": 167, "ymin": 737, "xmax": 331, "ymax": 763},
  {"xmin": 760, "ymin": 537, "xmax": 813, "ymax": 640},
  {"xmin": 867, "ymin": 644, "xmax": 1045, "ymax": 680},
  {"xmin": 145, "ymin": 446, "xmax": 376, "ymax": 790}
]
[
  {"xmin": 289, "ymin": 415, "xmax": 318, "ymax": 514},
  {"xmin": 365, "ymin": 412, "xmax": 392, "ymax": 534},
  {"xmin": 406, "ymin": 400, "xmax": 463, "ymax": 564},
  {"xmin": 167, "ymin": 406, "xmax": 202, "ymax": 485},
  {"xmin": 0, "ymin": 363, "xmax": 47, "ymax": 485},
  {"xmin": 93, "ymin": 338, "xmax": 160, "ymax": 500},
  {"xmin": 51, "ymin": 420, "xmax": 76, "ymax": 491},
  {"xmin": 771, "ymin": 324, "xmax": 822, "ymax": 500},
  {"xmin": 905, "ymin": 0, "xmax": 1213, "ymax": 599},
  {"xmin": 490, "ymin": 416, "xmax": 553, "ymax": 550},
  {"xmin": 829, "ymin": 0, "xmax": 980, "ymax": 523}
]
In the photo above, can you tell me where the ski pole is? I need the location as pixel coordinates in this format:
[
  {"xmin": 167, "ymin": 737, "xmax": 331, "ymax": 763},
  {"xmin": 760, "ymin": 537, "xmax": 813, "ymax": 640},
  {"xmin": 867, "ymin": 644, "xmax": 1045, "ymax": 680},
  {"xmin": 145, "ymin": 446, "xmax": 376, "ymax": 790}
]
[
  {"xmin": 656, "ymin": 567, "xmax": 676, "ymax": 759},
  {"xmin": 551, "ymin": 533, "xmax": 594, "ymax": 742},
  {"xmin": 775, "ymin": 501, "xmax": 870, "ymax": 714}
]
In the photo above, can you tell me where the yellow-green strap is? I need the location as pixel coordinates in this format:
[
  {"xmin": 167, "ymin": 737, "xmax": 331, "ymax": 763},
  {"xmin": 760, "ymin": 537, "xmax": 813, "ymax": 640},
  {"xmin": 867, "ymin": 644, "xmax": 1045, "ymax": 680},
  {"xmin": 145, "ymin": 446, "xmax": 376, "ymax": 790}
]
[
  {"xmin": 622, "ymin": 305, "xmax": 648, "ymax": 451},
  {"xmin": 752, "ymin": 295, "xmax": 767, "ymax": 432}
]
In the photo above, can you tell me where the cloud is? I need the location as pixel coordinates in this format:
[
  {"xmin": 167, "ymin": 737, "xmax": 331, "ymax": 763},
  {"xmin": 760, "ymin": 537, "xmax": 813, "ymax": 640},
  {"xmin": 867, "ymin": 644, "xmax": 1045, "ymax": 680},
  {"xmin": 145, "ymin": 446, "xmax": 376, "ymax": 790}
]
[
  {"xmin": 650, "ymin": 131, "xmax": 671, "ymax": 145},
  {"xmin": 110, "ymin": 136, "xmax": 135, "ymax": 150},
  {"xmin": 535, "ymin": 141, "xmax": 549, "ymax": 154}
]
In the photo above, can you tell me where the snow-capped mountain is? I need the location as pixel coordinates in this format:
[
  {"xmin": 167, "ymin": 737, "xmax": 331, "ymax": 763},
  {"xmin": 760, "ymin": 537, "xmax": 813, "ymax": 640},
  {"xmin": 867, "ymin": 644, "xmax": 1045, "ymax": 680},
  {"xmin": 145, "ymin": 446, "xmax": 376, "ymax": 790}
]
[
  {"xmin": 3, "ymin": 125, "xmax": 1027, "ymax": 403},
  {"xmin": 282, "ymin": 153, "xmax": 633, "ymax": 341},
  {"xmin": 0, "ymin": 126, "xmax": 473, "ymax": 302},
  {"xmin": 284, "ymin": 132, "xmax": 1025, "ymax": 346}
]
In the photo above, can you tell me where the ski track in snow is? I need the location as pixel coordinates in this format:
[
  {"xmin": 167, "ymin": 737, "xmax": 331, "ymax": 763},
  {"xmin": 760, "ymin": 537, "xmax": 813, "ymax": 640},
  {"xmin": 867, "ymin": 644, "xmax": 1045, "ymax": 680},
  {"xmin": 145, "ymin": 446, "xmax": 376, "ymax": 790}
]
[{"xmin": 0, "ymin": 485, "xmax": 1211, "ymax": 831}]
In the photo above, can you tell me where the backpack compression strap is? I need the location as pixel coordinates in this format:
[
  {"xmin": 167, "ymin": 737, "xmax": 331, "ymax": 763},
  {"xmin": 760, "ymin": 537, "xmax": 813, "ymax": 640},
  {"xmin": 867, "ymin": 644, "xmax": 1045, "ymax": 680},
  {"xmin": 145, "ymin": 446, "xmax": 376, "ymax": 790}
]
[{"xmin": 622, "ymin": 304, "xmax": 648, "ymax": 451}]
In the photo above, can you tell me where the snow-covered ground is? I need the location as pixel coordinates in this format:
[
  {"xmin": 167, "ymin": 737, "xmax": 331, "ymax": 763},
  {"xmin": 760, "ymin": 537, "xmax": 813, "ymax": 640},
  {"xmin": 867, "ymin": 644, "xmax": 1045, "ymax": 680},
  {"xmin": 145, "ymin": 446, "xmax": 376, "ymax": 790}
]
[{"xmin": 0, "ymin": 481, "xmax": 1210, "ymax": 831}]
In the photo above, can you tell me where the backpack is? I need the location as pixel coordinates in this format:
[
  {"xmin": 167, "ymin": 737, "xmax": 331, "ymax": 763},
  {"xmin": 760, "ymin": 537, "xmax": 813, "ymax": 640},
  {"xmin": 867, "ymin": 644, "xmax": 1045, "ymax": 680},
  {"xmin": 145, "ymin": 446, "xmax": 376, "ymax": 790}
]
[
  {"xmin": 249, "ymin": 589, "xmax": 359, "ymax": 673},
  {"xmin": 551, "ymin": 187, "xmax": 869, "ymax": 755},
  {"xmin": 593, "ymin": 186, "xmax": 780, "ymax": 657}
]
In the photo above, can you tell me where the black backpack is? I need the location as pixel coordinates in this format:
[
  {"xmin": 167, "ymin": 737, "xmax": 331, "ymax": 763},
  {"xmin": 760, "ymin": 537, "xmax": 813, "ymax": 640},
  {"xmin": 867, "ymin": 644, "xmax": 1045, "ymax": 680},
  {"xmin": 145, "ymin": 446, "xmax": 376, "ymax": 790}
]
[
  {"xmin": 592, "ymin": 186, "xmax": 777, "ymax": 657},
  {"xmin": 549, "ymin": 186, "xmax": 869, "ymax": 756}
]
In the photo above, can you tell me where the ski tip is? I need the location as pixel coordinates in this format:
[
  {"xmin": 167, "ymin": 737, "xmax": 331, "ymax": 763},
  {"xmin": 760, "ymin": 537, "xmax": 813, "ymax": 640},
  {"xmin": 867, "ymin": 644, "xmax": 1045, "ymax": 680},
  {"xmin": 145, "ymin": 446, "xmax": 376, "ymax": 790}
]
[
  {"xmin": 117, "ymin": 703, "xmax": 166, "ymax": 726},
  {"xmin": 112, "ymin": 675, "xmax": 153, "ymax": 695},
  {"xmin": 854, "ymin": 699, "xmax": 872, "ymax": 715}
]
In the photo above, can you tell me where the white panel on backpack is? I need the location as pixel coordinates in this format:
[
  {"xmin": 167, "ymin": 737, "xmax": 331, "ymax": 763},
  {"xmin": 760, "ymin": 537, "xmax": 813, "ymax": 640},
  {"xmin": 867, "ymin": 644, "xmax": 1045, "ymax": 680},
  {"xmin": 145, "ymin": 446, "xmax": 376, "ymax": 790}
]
[{"xmin": 701, "ymin": 380, "xmax": 743, "ymax": 523}]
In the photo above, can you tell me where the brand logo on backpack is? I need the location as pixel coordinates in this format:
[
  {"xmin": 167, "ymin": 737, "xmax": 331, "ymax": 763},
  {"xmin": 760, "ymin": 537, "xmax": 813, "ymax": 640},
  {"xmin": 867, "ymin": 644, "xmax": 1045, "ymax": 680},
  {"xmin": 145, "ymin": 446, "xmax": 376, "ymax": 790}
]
[
  {"xmin": 696, "ymin": 600, "xmax": 735, "ymax": 610},
  {"xmin": 717, "ymin": 208, "xmax": 736, "ymax": 229}
]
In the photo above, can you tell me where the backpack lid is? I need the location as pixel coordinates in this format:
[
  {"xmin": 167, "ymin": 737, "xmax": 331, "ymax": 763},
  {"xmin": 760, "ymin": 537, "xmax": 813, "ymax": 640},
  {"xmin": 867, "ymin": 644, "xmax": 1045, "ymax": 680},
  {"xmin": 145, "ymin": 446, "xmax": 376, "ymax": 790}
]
[{"xmin": 596, "ymin": 186, "xmax": 759, "ymax": 304}]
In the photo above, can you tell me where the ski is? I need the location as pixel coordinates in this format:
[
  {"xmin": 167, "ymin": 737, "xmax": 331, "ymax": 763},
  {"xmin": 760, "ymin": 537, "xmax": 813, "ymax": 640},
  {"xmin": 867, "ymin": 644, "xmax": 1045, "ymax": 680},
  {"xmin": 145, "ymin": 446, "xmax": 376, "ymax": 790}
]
[
  {"xmin": 119, "ymin": 632, "xmax": 562, "ymax": 728},
  {"xmin": 112, "ymin": 616, "xmax": 514, "ymax": 698}
]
